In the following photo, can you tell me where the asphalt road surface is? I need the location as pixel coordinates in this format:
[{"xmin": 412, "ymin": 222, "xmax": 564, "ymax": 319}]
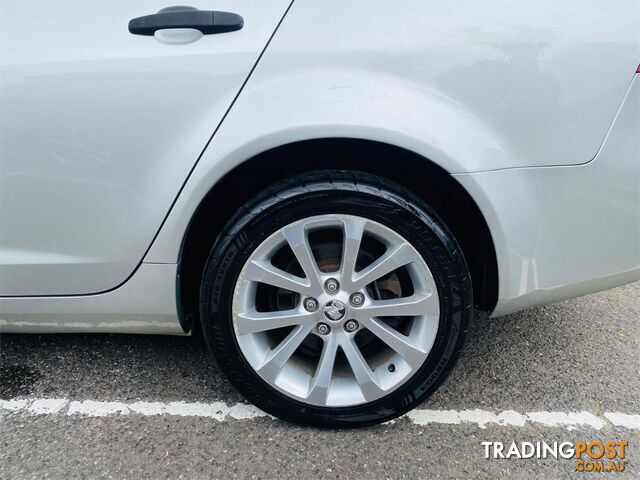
[{"xmin": 1, "ymin": 282, "xmax": 638, "ymax": 479}]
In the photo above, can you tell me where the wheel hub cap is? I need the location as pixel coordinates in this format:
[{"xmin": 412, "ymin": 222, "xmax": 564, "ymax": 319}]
[{"xmin": 323, "ymin": 300, "xmax": 347, "ymax": 321}]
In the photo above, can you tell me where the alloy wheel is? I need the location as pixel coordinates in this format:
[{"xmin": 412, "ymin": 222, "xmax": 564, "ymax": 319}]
[{"xmin": 232, "ymin": 214, "xmax": 440, "ymax": 407}]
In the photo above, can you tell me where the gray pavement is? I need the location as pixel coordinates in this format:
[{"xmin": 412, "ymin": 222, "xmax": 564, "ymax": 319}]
[{"xmin": 1, "ymin": 282, "xmax": 638, "ymax": 479}]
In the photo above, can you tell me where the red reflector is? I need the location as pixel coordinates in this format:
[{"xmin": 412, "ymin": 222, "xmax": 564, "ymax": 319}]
[{"xmin": 637, "ymin": 64, "xmax": 640, "ymax": 73}]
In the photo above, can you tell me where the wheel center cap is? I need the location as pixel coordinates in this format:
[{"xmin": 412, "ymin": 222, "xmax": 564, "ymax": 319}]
[{"xmin": 323, "ymin": 300, "xmax": 347, "ymax": 321}]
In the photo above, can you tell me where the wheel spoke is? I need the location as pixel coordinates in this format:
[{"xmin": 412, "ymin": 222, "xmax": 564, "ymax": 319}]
[
  {"xmin": 357, "ymin": 294, "xmax": 438, "ymax": 318},
  {"xmin": 340, "ymin": 217, "xmax": 366, "ymax": 289},
  {"xmin": 282, "ymin": 223, "xmax": 323, "ymax": 293},
  {"xmin": 338, "ymin": 333, "xmax": 384, "ymax": 401},
  {"xmin": 233, "ymin": 213, "xmax": 442, "ymax": 407},
  {"xmin": 360, "ymin": 317, "xmax": 427, "ymax": 367},
  {"xmin": 243, "ymin": 259, "xmax": 313, "ymax": 296},
  {"xmin": 235, "ymin": 308, "xmax": 313, "ymax": 335},
  {"xmin": 351, "ymin": 243, "xmax": 417, "ymax": 291},
  {"xmin": 306, "ymin": 334, "xmax": 339, "ymax": 404},
  {"xmin": 257, "ymin": 324, "xmax": 314, "ymax": 383}
]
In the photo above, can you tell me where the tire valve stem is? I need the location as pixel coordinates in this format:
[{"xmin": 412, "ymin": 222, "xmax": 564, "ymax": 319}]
[{"xmin": 388, "ymin": 363, "xmax": 396, "ymax": 373}]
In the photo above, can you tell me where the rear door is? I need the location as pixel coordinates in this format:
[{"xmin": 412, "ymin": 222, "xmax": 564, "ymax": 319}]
[{"xmin": 0, "ymin": 0, "xmax": 291, "ymax": 295}]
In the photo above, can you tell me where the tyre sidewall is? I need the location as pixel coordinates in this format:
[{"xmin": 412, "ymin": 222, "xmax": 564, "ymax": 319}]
[{"xmin": 200, "ymin": 179, "xmax": 472, "ymax": 428}]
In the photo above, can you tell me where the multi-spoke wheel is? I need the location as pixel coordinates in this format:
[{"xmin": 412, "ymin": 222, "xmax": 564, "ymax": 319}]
[
  {"xmin": 200, "ymin": 172, "xmax": 472, "ymax": 427},
  {"xmin": 233, "ymin": 214, "xmax": 439, "ymax": 406}
]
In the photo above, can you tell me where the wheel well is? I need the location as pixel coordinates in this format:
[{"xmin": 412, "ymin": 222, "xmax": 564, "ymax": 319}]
[{"xmin": 178, "ymin": 139, "xmax": 498, "ymax": 332}]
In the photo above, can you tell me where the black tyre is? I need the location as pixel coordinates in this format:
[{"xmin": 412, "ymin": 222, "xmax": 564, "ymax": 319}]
[{"xmin": 200, "ymin": 171, "xmax": 472, "ymax": 428}]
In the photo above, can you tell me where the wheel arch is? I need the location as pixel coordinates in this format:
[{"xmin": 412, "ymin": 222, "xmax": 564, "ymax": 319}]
[{"xmin": 177, "ymin": 138, "xmax": 498, "ymax": 333}]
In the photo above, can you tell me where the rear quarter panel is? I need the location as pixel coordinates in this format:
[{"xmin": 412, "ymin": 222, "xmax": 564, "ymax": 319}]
[{"xmin": 146, "ymin": 0, "xmax": 639, "ymax": 264}]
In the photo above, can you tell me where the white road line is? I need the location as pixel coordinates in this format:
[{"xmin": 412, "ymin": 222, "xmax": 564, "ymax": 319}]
[
  {"xmin": 0, "ymin": 398, "xmax": 638, "ymax": 430},
  {"xmin": 604, "ymin": 412, "xmax": 640, "ymax": 430},
  {"xmin": 27, "ymin": 398, "xmax": 68, "ymax": 415},
  {"xmin": 525, "ymin": 411, "xmax": 607, "ymax": 430}
]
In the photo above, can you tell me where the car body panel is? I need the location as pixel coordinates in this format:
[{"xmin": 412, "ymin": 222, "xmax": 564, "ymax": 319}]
[
  {"xmin": 2, "ymin": 72, "xmax": 637, "ymax": 332},
  {"xmin": 146, "ymin": 71, "xmax": 639, "ymax": 321},
  {"xmin": 0, "ymin": 0, "xmax": 292, "ymax": 296},
  {"xmin": 0, "ymin": 263, "xmax": 182, "ymax": 334},
  {"xmin": 145, "ymin": 0, "xmax": 640, "ymax": 314},
  {"xmin": 144, "ymin": 0, "xmax": 640, "ymax": 264},
  {"xmin": 4, "ymin": 73, "xmax": 635, "ymax": 333},
  {"xmin": 456, "ymin": 75, "xmax": 640, "ymax": 315},
  {"xmin": 201, "ymin": 0, "xmax": 637, "ymax": 172},
  {"xmin": 0, "ymin": 0, "xmax": 638, "ymax": 332}
]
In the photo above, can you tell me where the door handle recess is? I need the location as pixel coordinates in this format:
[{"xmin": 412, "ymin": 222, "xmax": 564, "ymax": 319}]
[{"xmin": 129, "ymin": 10, "xmax": 243, "ymax": 36}]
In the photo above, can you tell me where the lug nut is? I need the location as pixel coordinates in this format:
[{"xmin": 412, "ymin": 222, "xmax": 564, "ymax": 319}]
[
  {"xmin": 303, "ymin": 298, "xmax": 318, "ymax": 312},
  {"xmin": 316, "ymin": 323, "xmax": 331, "ymax": 335},
  {"xmin": 349, "ymin": 292, "xmax": 365, "ymax": 307},
  {"xmin": 344, "ymin": 320, "xmax": 359, "ymax": 333},
  {"xmin": 324, "ymin": 278, "xmax": 340, "ymax": 293}
]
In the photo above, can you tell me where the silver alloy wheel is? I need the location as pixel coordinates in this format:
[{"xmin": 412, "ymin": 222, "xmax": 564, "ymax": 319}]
[{"xmin": 232, "ymin": 214, "xmax": 440, "ymax": 407}]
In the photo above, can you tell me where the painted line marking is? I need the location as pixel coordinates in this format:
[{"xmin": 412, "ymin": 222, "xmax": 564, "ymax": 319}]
[
  {"xmin": 0, "ymin": 398, "xmax": 638, "ymax": 430},
  {"xmin": 604, "ymin": 412, "xmax": 640, "ymax": 430}
]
